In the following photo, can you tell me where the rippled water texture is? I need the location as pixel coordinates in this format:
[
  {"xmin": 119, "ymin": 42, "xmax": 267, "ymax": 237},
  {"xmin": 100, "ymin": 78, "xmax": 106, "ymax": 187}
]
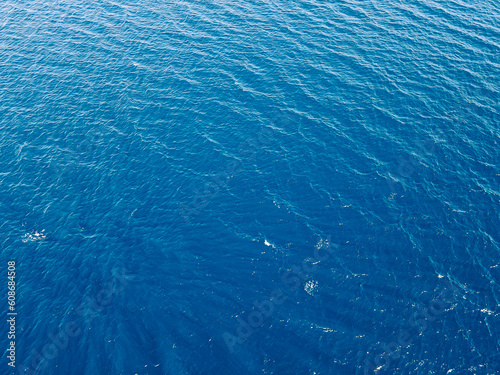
[{"xmin": 0, "ymin": 0, "xmax": 499, "ymax": 374}]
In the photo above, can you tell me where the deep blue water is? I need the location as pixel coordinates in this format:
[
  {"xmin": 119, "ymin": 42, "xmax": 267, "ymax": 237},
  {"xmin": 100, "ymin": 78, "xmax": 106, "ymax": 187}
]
[{"xmin": 1, "ymin": 0, "xmax": 499, "ymax": 374}]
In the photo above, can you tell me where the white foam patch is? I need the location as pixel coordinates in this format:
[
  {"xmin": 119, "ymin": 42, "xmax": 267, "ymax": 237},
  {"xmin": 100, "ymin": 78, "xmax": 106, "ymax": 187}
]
[
  {"xmin": 22, "ymin": 230, "xmax": 46, "ymax": 243},
  {"xmin": 264, "ymin": 239, "xmax": 275, "ymax": 248},
  {"xmin": 304, "ymin": 280, "xmax": 319, "ymax": 296}
]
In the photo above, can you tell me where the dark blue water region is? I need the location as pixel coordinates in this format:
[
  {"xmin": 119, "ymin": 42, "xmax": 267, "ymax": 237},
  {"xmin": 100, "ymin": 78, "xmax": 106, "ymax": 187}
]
[{"xmin": 0, "ymin": 0, "xmax": 499, "ymax": 374}]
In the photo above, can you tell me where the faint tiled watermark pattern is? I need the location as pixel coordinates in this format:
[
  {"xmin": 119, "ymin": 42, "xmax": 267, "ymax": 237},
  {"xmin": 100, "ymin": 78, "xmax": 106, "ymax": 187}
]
[
  {"xmin": 178, "ymin": 127, "xmax": 273, "ymax": 223},
  {"xmin": 50, "ymin": 130, "xmax": 101, "ymax": 179},
  {"xmin": 361, "ymin": 279, "xmax": 459, "ymax": 374},
  {"xmin": 385, "ymin": 136, "xmax": 438, "ymax": 196},
  {"xmin": 178, "ymin": 109, "xmax": 291, "ymax": 224},
  {"xmin": 359, "ymin": 101, "xmax": 478, "ymax": 373},
  {"xmin": 17, "ymin": 268, "xmax": 135, "ymax": 375},
  {"xmin": 223, "ymin": 236, "xmax": 337, "ymax": 353}
]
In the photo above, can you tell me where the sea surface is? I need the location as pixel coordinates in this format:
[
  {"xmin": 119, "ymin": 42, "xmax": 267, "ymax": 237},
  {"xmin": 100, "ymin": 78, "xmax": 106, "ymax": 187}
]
[{"xmin": 0, "ymin": 0, "xmax": 499, "ymax": 374}]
